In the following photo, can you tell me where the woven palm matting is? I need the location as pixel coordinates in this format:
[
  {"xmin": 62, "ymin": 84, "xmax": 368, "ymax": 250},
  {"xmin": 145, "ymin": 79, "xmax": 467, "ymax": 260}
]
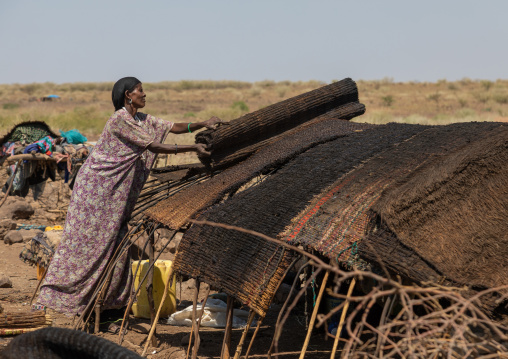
[
  {"xmin": 281, "ymin": 121, "xmax": 506, "ymax": 275},
  {"xmin": 196, "ymin": 78, "xmax": 361, "ymax": 167},
  {"xmin": 173, "ymin": 123, "xmax": 429, "ymax": 315},
  {"xmin": 364, "ymin": 124, "xmax": 508, "ymax": 294},
  {"xmin": 208, "ymin": 101, "xmax": 366, "ymax": 170},
  {"xmin": 145, "ymin": 118, "xmax": 374, "ymax": 230}
]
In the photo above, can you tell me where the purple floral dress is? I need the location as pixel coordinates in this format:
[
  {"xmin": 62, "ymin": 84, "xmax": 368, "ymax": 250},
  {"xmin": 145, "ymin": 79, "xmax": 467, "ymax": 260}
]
[{"xmin": 38, "ymin": 109, "xmax": 172, "ymax": 316}]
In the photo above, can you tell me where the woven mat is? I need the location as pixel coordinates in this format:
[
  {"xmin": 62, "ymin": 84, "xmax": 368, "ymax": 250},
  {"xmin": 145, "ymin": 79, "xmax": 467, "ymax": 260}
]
[
  {"xmin": 196, "ymin": 78, "xmax": 361, "ymax": 167},
  {"xmin": 209, "ymin": 102, "xmax": 366, "ymax": 170},
  {"xmin": 281, "ymin": 122, "xmax": 505, "ymax": 271},
  {"xmin": 145, "ymin": 119, "xmax": 374, "ymax": 229},
  {"xmin": 172, "ymin": 123, "xmax": 427, "ymax": 315}
]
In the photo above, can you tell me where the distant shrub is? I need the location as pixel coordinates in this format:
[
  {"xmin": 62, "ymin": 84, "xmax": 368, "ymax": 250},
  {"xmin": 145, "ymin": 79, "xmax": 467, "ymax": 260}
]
[
  {"xmin": 473, "ymin": 92, "xmax": 490, "ymax": 104},
  {"xmin": 362, "ymin": 111, "xmax": 394, "ymax": 124},
  {"xmin": 277, "ymin": 86, "xmax": 289, "ymax": 98},
  {"xmin": 231, "ymin": 101, "xmax": 249, "ymax": 112},
  {"xmin": 381, "ymin": 95, "xmax": 394, "ymax": 107},
  {"xmin": 200, "ymin": 107, "xmax": 243, "ymax": 122},
  {"xmin": 481, "ymin": 80, "xmax": 493, "ymax": 91},
  {"xmin": 427, "ymin": 92, "xmax": 441, "ymax": 107},
  {"xmin": 448, "ymin": 83, "xmax": 458, "ymax": 91},
  {"xmin": 381, "ymin": 77, "xmax": 394, "ymax": 84},
  {"xmin": 22, "ymin": 83, "xmax": 42, "ymax": 96},
  {"xmin": 460, "ymin": 77, "xmax": 472, "ymax": 86},
  {"xmin": 455, "ymin": 108, "xmax": 476, "ymax": 118},
  {"xmin": 250, "ymin": 87, "xmax": 262, "ymax": 97},
  {"xmin": 171, "ymin": 80, "xmax": 251, "ymax": 92},
  {"xmin": 183, "ymin": 112, "xmax": 196, "ymax": 118},
  {"xmin": 3, "ymin": 103, "xmax": 19, "ymax": 110},
  {"xmin": 257, "ymin": 80, "xmax": 276, "ymax": 88},
  {"xmin": 493, "ymin": 93, "xmax": 508, "ymax": 104},
  {"xmin": 66, "ymin": 82, "xmax": 101, "ymax": 92},
  {"xmin": 458, "ymin": 98, "xmax": 468, "ymax": 108}
]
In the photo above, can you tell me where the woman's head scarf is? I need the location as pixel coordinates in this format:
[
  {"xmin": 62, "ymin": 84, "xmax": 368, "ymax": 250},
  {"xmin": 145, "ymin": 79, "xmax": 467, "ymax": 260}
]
[{"xmin": 112, "ymin": 77, "xmax": 141, "ymax": 111}]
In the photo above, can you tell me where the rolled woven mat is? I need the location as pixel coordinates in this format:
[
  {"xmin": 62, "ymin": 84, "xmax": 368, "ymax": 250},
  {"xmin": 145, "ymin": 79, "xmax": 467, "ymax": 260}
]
[
  {"xmin": 210, "ymin": 101, "xmax": 366, "ymax": 170},
  {"xmin": 196, "ymin": 78, "xmax": 361, "ymax": 167}
]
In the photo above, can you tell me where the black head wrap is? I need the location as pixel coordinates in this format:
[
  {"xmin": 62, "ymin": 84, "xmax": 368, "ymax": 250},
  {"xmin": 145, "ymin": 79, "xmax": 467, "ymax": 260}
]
[{"xmin": 111, "ymin": 77, "xmax": 141, "ymax": 111}]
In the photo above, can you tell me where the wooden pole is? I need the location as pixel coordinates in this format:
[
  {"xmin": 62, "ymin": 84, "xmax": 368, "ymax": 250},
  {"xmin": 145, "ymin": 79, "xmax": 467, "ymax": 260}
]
[
  {"xmin": 330, "ymin": 278, "xmax": 356, "ymax": 359},
  {"xmin": 233, "ymin": 310, "xmax": 256, "ymax": 359},
  {"xmin": 5, "ymin": 154, "xmax": 55, "ymax": 163},
  {"xmin": 299, "ymin": 270, "xmax": 329, "ymax": 359},
  {"xmin": 221, "ymin": 295, "xmax": 235, "ymax": 359},
  {"xmin": 192, "ymin": 286, "xmax": 211, "ymax": 359},
  {"xmin": 146, "ymin": 233, "xmax": 156, "ymax": 346},
  {"xmin": 0, "ymin": 160, "xmax": 21, "ymax": 208},
  {"xmin": 30, "ymin": 262, "xmax": 49, "ymax": 307},
  {"xmin": 186, "ymin": 279, "xmax": 200, "ymax": 359},
  {"xmin": 244, "ymin": 316, "xmax": 264, "ymax": 359},
  {"xmin": 141, "ymin": 264, "xmax": 175, "ymax": 357}
]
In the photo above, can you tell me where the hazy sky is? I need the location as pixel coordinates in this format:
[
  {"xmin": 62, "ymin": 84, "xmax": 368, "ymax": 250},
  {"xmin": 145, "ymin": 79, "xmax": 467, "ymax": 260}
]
[{"xmin": 1, "ymin": 1, "xmax": 507, "ymax": 84}]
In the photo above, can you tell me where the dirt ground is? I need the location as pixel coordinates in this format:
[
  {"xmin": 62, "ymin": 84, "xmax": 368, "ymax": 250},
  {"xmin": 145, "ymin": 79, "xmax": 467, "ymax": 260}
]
[{"xmin": 0, "ymin": 178, "xmax": 339, "ymax": 358}]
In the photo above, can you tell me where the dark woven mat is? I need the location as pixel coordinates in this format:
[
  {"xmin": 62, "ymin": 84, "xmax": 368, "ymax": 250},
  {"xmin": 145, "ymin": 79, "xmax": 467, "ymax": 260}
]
[
  {"xmin": 196, "ymin": 78, "xmax": 361, "ymax": 167},
  {"xmin": 145, "ymin": 119, "xmax": 375, "ymax": 229},
  {"xmin": 173, "ymin": 123, "xmax": 428, "ymax": 315},
  {"xmin": 282, "ymin": 122, "xmax": 506, "ymax": 274},
  {"xmin": 209, "ymin": 102, "xmax": 366, "ymax": 170},
  {"xmin": 364, "ymin": 123, "xmax": 508, "ymax": 292}
]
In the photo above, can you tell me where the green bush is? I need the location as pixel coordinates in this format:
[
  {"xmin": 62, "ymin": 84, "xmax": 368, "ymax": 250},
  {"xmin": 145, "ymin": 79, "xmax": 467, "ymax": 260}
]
[
  {"xmin": 3, "ymin": 103, "xmax": 19, "ymax": 110},
  {"xmin": 458, "ymin": 98, "xmax": 468, "ymax": 108},
  {"xmin": 493, "ymin": 93, "xmax": 508, "ymax": 104},
  {"xmin": 22, "ymin": 83, "xmax": 42, "ymax": 95},
  {"xmin": 381, "ymin": 95, "xmax": 394, "ymax": 107},
  {"xmin": 183, "ymin": 112, "xmax": 196, "ymax": 118},
  {"xmin": 231, "ymin": 101, "xmax": 249, "ymax": 112},
  {"xmin": 481, "ymin": 80, "xmax": 493, "ymax": 91}
]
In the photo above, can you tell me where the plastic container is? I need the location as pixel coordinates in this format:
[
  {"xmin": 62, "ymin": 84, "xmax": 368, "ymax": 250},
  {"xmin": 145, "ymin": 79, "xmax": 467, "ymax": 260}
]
[{"xmin": 131, "ymin": 260, "xmax": 177, "ymax": 319}]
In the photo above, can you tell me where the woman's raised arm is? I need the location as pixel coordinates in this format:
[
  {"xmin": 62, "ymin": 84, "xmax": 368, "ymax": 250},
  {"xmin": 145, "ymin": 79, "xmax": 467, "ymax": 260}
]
[{"xmin": 170, "ymin": 116, "xmax": 223, "ymax": 134}]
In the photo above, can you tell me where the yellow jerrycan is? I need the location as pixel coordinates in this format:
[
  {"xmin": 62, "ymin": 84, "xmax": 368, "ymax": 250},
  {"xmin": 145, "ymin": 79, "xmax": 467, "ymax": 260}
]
[{"xmin": 131, "ymin": 260, "xmax": 177, "ymax": 318}]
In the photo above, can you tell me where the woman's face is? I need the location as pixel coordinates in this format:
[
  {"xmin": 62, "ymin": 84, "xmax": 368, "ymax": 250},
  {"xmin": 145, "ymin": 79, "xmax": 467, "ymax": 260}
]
[{"xmin": 126, "ymin": 83, "xmax": 146, "ymax": 109}]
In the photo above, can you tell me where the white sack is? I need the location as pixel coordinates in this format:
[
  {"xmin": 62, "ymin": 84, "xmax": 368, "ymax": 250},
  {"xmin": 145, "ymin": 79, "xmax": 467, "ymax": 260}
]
[{"xmin": 167, "ymin": 298, "xmax": 253, "ymax": 328}]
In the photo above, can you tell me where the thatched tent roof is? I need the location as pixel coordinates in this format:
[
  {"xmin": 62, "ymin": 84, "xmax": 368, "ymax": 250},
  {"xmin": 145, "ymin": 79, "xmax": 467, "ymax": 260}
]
[{"xmin": 139, "ymin": 79, "xmax": 508, "ymax": 319}]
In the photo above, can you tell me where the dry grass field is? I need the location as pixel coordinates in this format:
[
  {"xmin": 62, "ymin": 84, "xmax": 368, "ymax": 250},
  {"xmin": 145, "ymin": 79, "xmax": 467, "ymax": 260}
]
[{"xmin": 1, "ymin": 78, "xmax": 507, "ymax": 165}]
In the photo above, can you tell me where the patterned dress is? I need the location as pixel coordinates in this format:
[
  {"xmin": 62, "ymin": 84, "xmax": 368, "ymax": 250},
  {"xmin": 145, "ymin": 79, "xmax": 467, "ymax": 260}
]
[{"xmin": 38, "ymin": 109, "xmax": 173, "ymax": 316}]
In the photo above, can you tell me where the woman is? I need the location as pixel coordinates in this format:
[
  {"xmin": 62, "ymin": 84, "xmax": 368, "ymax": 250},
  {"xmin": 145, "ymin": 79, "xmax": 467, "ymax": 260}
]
[{"xmin": 38, "ymin": 77, "xmax": 221, "ymax": 316}]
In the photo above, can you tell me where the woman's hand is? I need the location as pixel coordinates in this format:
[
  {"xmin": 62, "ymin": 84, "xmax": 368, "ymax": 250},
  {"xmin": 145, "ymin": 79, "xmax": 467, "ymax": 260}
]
[
  {"xmin": 204, "ymin": 116, "xmax": 223, "ymax": 130},
  {"xmin": 195, "ymin": 143, "xmax": 211, "ymax": 157}
]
